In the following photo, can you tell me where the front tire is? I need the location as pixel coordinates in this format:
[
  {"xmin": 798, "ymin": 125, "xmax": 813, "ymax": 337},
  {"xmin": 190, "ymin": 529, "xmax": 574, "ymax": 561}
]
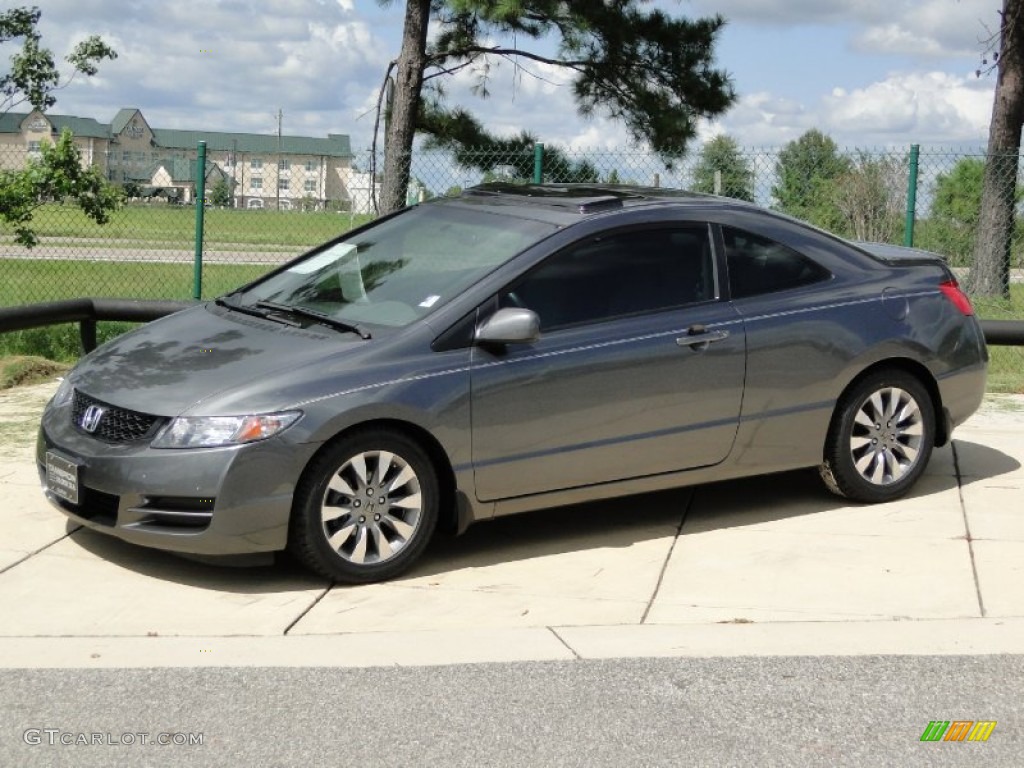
[
  {"xmin": 289, "ymin": 429, "xmax": 439, "ymax": 583},
  {"xmin": 819, "ymin": 370, "xmax": 935, "ymax": 503}
]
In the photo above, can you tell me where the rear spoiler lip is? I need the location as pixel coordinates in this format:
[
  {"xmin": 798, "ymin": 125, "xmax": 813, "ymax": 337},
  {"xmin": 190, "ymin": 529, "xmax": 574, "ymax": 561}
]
[{"xmin": 851, "ymin": 240, "xmax": 948, "ymax": 267}]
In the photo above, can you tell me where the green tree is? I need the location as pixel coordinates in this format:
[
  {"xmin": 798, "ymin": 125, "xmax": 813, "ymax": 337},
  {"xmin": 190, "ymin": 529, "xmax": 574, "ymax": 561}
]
[
  {"xmin": 922, "ymin": 158, "xmax": 985, "ymax": 265},
  {"xmin": 920, "ymin": 157, "xmax": 1024, "ymax": 267},
  {"xmin": 691, "ymin": 135, "xmax": 753, "ymax": 201},
  {"xmin": 1, "ymin": 6, "xmax": 119, "ymax": 245},
  {"xmin": 0, "ymin": 129, "xmax": 120, "ymax": 246},
  {"xmin": 376, "ymin": 0, "xmax": 735, "ymax": 213},
  {"xmin": 1, "ymin": 7, "xmax": 116, "ymax": 114},
  {"xmin": 772, "ymin": 129, "xmax": 852, "ymax": 230},
  {"xmin": 421, "ymin": 107, "xmax": 598, "ymax": 183},
  {"xmin": 209, "ymin": 177, "xmax": 233, "ymax": 207}
]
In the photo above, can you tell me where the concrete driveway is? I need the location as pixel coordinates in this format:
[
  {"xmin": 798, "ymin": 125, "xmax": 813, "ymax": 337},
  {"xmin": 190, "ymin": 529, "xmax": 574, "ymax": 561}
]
[{"xmin": 1, "ymin": 380, "xmax": 1022, "ymax": 668}]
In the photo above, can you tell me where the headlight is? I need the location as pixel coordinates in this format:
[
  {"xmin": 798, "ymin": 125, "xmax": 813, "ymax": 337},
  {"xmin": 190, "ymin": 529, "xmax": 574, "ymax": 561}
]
[
  {"xmin": 152, "ymin": 411, "xmax": 301, "ymax": 449},
  {"xmin": 50, "ymin": 377, "xmax": 74, "ymax": 407}
]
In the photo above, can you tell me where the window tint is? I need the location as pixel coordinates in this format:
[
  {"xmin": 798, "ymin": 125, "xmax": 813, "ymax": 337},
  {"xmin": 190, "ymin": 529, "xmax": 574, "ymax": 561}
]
[
  {"xmin": 724, "ymin": 227, "xmax": 831, "ymax": 299},
  {"xmin": 501, "ymin": 227, "xmax": 715, "ymax": 331}
]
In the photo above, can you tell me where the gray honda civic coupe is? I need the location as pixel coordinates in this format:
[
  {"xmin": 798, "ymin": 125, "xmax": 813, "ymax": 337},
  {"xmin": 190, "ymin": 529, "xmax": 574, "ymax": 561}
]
[{"xmin": 38, "ymin": 184, "xmax": 988, "ymax": 583}]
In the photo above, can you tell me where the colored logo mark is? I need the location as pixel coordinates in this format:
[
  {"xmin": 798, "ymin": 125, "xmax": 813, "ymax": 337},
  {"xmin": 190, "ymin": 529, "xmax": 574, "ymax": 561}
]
[{"xmin": 920, "ymin": 721, "xmax": 997, "ymax": 742}]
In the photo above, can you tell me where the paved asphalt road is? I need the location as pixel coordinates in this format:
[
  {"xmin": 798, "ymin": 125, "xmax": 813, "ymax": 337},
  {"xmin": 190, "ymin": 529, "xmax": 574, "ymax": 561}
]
[{"xmin": 2, "ymin": 655, "xmax": 1021, "ymax": 767}]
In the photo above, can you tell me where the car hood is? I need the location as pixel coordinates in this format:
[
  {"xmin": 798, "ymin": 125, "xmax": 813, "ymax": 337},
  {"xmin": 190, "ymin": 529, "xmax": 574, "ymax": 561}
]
[{"xmin": 68, "ymin": 304, "xmax": 368, "ymax": 417}]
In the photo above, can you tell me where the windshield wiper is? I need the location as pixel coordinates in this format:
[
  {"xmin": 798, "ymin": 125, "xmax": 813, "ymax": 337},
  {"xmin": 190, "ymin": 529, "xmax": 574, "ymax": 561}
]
[
  {"xmin": 214, "ymin": 297, "xmax": 302, "ymax": 326},
  {"xmin": 254, "ymin": 301, "xmax": 372, "ymax": 339}
]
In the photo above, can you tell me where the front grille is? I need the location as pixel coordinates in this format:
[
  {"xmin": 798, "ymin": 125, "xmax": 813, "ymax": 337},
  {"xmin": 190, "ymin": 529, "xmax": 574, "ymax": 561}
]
[{"xmin": 71, "ymin": 390, "xmax": 164, "ymax": 443}]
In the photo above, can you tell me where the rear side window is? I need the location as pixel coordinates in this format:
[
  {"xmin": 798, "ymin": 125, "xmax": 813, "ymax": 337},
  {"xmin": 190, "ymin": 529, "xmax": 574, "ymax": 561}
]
[
  {"xmin": 723, "ymin": 227, "xmax": 831, "ymax": 299},
  {"xmin": 500, "ymin": 226, "xmax": 716, "ymax": 331}
]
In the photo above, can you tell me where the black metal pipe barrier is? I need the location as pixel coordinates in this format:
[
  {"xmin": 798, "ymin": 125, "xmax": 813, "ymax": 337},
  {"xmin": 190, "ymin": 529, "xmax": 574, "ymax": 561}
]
[
  {"xmin": 0, "ymin": 299, "xmax": 197, "ymax": 353},
  {"xmin": 979, "ymin": 319, "xmax": 1024, "ymax": 346},
  {"xmin": 1, "ymin": 299, "xmax": 1024, "ymax": 352}
]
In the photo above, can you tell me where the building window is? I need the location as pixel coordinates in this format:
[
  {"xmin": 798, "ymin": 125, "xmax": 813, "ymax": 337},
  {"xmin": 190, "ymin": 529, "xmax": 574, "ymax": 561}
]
[
  {"xmin": 278, "ymin": 159, "xmax": 289, "ymax": 172},
  {"xmin": 279, "ymin": 200, "xmax": 291, "ymax": 210},
  {"xmin": 304, "ymin": 160, "xmax": 316, "ymax": 172},
  {"xmin": 304, "ymin": 179, "xmax": 317, "ymax": 193},
  {"xmin": 27, "ymin": 141, "xmax": 41, "ymax": 154},
  {"xmin": 250, "ymin": 158, "xmax": 263, "ymax": 170},
  {"xmin": 247, "ymin": 199, "xmax": 264, "ymax": 209},
  {"xmin": 250, "ymin": 178, "xmax": 263, "ymax": 191},
  {"xmin": 278, "ymin": 179, "xmax": 289, "ymax": 192},
  {"xmin": 122, "ymin": 150, "xmax": 131, "ymax": 161}
]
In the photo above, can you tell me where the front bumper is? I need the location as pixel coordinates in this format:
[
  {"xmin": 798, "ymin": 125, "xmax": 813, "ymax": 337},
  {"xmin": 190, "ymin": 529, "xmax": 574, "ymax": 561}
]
[{"xmin": 37, "ymin": 399, "xmax": 321, "ymax": 555}]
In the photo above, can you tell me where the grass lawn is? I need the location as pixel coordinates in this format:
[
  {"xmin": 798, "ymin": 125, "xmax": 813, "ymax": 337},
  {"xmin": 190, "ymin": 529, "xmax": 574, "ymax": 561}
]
[
  {"xmin": 1, "ymin": 258, "xmax": 268, "ymax": 304},
  {"xmin": 1, "ymin": 203, "xmax": 374, "ymax": 248},
  {"xmin": 974, "ymin": 287, "xmax": 1024, "ymax": 394}
]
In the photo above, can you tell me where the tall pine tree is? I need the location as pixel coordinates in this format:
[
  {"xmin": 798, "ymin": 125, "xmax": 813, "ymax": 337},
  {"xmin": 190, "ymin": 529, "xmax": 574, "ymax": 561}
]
[{"xmin": 376, "ymin": 1, "xmax": 735, "ymax": 213}]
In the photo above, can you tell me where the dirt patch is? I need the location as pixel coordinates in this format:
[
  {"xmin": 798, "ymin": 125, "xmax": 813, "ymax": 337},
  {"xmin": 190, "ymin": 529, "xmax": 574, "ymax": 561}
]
[{"xmin": 0, "ymin": 356, "xmax": 70, "ymax": 390}]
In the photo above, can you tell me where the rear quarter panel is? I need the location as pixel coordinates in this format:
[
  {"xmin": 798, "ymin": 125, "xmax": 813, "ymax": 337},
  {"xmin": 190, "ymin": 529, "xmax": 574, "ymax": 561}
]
[{"xmin": 708, "ymin": 210, "xmax": 981, "ymax": 473}]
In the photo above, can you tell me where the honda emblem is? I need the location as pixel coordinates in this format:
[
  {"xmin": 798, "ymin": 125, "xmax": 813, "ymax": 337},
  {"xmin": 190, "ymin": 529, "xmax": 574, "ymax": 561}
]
[{"xmin": 80, "ymin": 404, "xmax": 106, "ymax": 433}]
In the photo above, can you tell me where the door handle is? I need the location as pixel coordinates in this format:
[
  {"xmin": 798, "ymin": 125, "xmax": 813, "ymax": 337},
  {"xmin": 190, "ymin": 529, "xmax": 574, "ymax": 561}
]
[{"xmin": 676, "ymin": 325, "xmax": 730, "ymax": 349}]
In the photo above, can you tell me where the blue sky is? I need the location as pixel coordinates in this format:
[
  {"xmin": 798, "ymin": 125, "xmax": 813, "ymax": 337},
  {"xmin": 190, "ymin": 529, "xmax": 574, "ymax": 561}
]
[{"xmin": 25, "ymin": 0, "xmax": 999, "ymax": 151}]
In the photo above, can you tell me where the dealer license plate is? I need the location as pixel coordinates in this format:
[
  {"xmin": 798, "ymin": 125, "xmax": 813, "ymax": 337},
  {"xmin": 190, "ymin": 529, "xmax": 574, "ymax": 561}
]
[{"xmin": 45, "ymin": 452, "xmax": 79, "ymax": 505}]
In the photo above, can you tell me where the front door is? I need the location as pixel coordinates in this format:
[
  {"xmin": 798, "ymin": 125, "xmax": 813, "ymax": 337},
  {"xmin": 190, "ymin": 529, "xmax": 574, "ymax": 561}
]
[{"xmin": 470, "ymin": 225, "xmax": 746, "ymax": 501}]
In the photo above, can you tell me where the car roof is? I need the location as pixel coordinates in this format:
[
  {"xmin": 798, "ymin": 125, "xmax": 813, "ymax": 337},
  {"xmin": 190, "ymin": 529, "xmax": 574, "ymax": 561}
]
[{"xmin": 440, "ymin": 183, "xmax": 760, "ymax": 225}]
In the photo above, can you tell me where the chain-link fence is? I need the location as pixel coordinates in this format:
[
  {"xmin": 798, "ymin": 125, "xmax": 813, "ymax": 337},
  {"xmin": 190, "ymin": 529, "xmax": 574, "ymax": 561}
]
[{"xmin": 2, "ymin": 141, "xmax": 1022, "ymax": 388}]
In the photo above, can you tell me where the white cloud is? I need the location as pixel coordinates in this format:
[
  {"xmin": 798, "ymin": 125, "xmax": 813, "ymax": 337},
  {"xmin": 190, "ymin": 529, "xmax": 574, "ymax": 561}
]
[
  {"xmin": 706, "ymin": 71, "xmax": 993, "ymax": 148},
  {"xmin": 854, "ymin": 0, "xmax": 996, "ymax": 58},
  {"xmin": 27, "ymin": 0, "xmax": 390, "ymax": 146},
  {"xmin": 685, "ymin": 0, "xmax": 996, "ymax": 60},
  {"xmin": 821, "ymin": 71, "xmax": 992, "ymax": 143}
]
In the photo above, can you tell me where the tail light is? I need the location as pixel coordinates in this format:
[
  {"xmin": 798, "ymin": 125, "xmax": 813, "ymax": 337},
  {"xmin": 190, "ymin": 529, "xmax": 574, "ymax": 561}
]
[{"xmin": 939, "ymin": 279, "xmax": 974, "ymax": 316}]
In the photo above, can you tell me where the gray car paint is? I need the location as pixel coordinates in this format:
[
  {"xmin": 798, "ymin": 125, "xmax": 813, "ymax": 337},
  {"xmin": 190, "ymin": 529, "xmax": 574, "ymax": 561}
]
[{"xmin": 36, "ymin": 189, "xmax": 988, "ymax": 558}]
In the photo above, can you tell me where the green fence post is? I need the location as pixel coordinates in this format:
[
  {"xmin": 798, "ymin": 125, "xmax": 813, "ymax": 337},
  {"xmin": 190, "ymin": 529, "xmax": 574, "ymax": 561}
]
[
  {"xmin": 193, "ymin": 141, "xmax": 207, "ymax": 300},
  {"xmin": 904, "ymin": 144, "xmax": 919, "ymax": 247},
  {"xmin": 533, "ymin": 143, "xmax": 544, "ymax": 184}
]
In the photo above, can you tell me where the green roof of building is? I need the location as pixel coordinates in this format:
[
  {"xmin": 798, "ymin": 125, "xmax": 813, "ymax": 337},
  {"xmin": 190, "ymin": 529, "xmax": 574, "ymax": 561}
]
[
  {"xmin": 150, "ymin": 128, "xmax": 351, "ymax": 157},
  {"xmin": 0, "ymin": 112, "xmax": 110, "ymax": 139},
  {"xmin": 1, "ymin": 108, "xmax": 352, "ymax": 157},
  {"xmin": 129, "ymin": 157, "xmax": 196, "ymax": 183},
  {"xmin": 128, "ymin": 157, "xmax": 229, "ymax": 184},
  {"xmin": 110, "ymin": 108, "xmax": 139, "ymax": 135}
]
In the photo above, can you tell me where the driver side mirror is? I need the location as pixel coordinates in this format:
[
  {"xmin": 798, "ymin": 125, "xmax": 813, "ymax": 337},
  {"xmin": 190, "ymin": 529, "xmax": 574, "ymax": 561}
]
[{"xmin": 475, "ymin": 307, "xmax": 541, "ymax": 345}]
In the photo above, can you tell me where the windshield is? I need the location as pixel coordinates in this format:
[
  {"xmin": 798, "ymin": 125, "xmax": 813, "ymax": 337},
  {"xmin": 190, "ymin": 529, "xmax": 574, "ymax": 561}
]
[{"xmin": 239, "ymin": 204, "xmax": 557, "ymax": 328}]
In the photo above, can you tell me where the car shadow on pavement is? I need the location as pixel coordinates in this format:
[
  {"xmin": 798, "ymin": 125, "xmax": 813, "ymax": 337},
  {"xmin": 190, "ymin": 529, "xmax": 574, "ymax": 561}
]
[
  {"xmin": 62, "ymin": 440, "xmax": 1019, "ymax": 590},
  {"xmin": 66, "ymin": 524, "xmax": 327, "ymax": 593},
  {"xmin": 953, "ymin": 439, "xmax": 1022, "ymax": 483},
  {"xmin": 403, "ymin": 440, "xmax": 1020, "ymax": 581}
]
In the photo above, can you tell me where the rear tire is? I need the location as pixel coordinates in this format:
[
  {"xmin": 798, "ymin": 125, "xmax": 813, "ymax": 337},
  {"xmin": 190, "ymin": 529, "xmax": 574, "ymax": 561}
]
[
  {"xmin": 819, "ymin": 370, "xmax": 935, "ymax": 503},
  {"xmin": 289, "ymin": 429, "xmax": 438, "ymax": 583}
]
